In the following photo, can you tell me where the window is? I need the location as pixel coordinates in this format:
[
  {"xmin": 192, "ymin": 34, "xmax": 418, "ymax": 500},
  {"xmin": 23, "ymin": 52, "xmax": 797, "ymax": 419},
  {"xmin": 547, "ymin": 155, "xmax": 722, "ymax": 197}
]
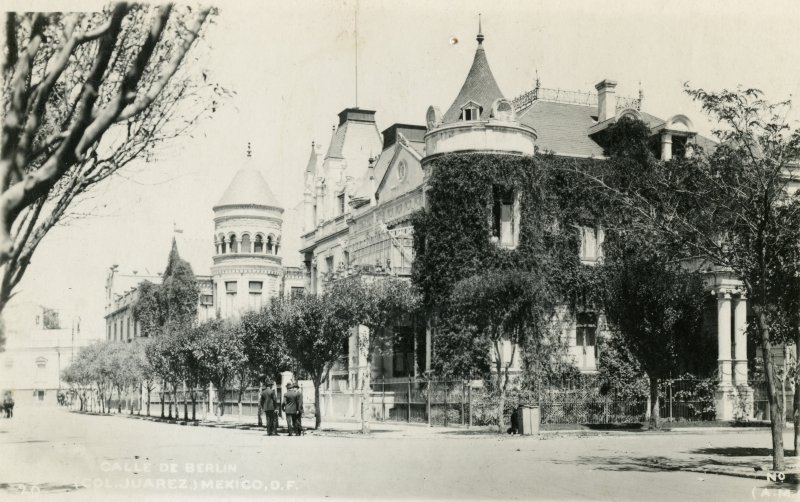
[
  {"xmin": 229, "ymin": 234, "xmax": 238, "ymax": 253},
  {"xmin": 338, "ymin": 193, "xmax": 345, "ymax": 215},
  {"xmin": 326, "ymin": 256, "xmax": 334, "ymax": 276},
  {"xmin": 201, "ymin": 294, "xmax": 214, "ymax": 306},
  {"xmin": 579, "ymin": 226, "xmax": 604, "ymax": 263},
  {"xmin": 266, "ymin": 235, "xmax": 274, "ymax": 254},
  {"xmin": 254, "ymin": 235, "xmax": 264, "ymax": 253},
  {"xmin": 127, "ymin": 317, "xmax": 131, "ymax": 340},
  {"xmin": 36, "ymin": 357, "xmax": 47, "ymax": 369},
  {"xmin": 241, "ymin": 234, "xmax": 251, "ymax": 253},
  {"xmin": 219, "ymin": 234, "xmax": 226, "ymax": 254},
  {"xmin": 576, "ymin": 312, "xmax": 597, "ymax": 349},
  {"xmin": 225, "ymin": 281, "xmax": 238, "ymax": 294},
  {"xmin": 290, "ymin": 287, "xmax": 305, "ymax": 299},
  {"xmin": 249, "ymin": 281, "xmax": 263, "ymax": 293},
  {"xmin": 492, "ymin": 186, "xmax": 517, "ymax": 248},
  {"xmin": 397, "ymin": 160, "xmax": 407, "ymax": 181},
  {"xmin": 462, "ymin": 107, "xmax": 479, "ymax": 121}
]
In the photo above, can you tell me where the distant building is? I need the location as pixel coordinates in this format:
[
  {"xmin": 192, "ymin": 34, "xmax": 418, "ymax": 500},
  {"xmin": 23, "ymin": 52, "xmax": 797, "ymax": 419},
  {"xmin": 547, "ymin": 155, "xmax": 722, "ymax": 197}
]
[
  {"xmin": 105, "ymin": 148, "xmax": 305, "ymax": 340},
  {"xmin": 0, "ymin": 302, "xmax": 94, "ymax": 405}
]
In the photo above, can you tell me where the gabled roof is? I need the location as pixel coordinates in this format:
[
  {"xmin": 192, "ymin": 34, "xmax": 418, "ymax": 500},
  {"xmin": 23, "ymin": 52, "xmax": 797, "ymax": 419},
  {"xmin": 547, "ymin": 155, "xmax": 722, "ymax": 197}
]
[
  {"xmin": 214, "ymin": 165, "xmax": 282, "ymax": 211},
  {"xmin": 442, "ymin": 39, "xmax": 505, "ymax": 124}
]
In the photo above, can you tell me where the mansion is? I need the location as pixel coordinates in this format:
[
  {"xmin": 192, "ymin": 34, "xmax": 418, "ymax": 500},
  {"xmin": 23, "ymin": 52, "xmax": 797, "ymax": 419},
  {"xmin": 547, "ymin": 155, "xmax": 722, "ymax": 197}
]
[{"xmin": 299, "ymin": 24, "xmax": 750, "ymax": 420}]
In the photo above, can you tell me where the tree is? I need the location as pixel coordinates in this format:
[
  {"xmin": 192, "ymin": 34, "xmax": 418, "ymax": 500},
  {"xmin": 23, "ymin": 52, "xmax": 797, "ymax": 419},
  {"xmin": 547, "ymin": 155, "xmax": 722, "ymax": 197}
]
[
  {"xmin": 194, "ymin": 319, "xmax": 245, "ymax": 418},
  {"xmin": 450, "ymin": 270, "xmax": 558, "ymax": 432},
  {"xmin": 0, "ymin": 4, "xmax": 220, "ymax": 313},
  {"xmin": 280, "ymin": 292, "xmax": 356, "ymax": 429},
  {"xmin": 239, "ymin": 305, "xmax": 291, "ymax": 424},
  {"xmin": 572, "ymin": 88, "xmax": 800, "ymax": 469},
  {"xmin": 598, "ymin": 232, "xmax": 709, "ymax": 429},
  {"xmin": 329, "ymin": 276, "xmax": 422, "ymax": 434}
]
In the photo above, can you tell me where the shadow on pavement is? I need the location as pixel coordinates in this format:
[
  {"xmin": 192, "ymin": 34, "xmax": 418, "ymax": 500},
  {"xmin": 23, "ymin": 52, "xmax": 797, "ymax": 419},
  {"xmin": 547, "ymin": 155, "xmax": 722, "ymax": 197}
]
[{"xmin": 693, "ymin": 447, "xmax": 775, "ymax": 457}]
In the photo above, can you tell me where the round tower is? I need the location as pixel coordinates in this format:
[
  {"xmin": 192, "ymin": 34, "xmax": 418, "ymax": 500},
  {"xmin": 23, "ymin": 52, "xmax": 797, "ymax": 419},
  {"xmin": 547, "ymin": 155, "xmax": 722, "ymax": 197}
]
[
  {"xmin": 211, "ymin": 144, "xmax": 284, "ymax": 318},
  {"xmin": 423, "ymin": 18, "xmax": 536, "ymax": 161}
]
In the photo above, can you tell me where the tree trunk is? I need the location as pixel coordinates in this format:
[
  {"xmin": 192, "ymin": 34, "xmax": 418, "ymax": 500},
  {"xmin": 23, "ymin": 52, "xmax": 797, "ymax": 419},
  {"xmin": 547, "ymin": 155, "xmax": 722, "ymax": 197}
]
[
  {"xmin": 494, "ymin": 340, "xmax": 504, "ymax": 433},
  {"xmin": 648, "ymin": 376, "xmax": 660, "ymax": 430},
  {"xmin": 183, "ymin": 381, "xmax": 188, "ymax": 421},
  {"xmin": 117, "ymin": 386, "xmax": 122, "ymax": 413},
  {"xmin": 191, "ymin": 389, "xmax": 197, "ymax": 421},
  {"xmin": 238, "ymin": 389, "xmax": 243, "ymax": 419},
  {"xmin": 360, "ymin": 369, "xmax": 371, "ymax": 434},
  {"xmin": 757, "ymin": 309, "xmax": 785, "ymax": 471},
  {"xmin": 314, "ymin": 377, "xmax": 322, "ymax": 430},
  {"xmin": 146, "ymin": 387, "xmax": 151, "ymax": 417},
  {"xmin": 794, "ymin": 331, "xmax": 800, "ymax": 456},
  {"xmin": 160, "ymin": 380, "xmax": 165, "ymax": 418},
  {"xmin": 257, "ymin": 382, "xmax": 263, "ymax": 426}
]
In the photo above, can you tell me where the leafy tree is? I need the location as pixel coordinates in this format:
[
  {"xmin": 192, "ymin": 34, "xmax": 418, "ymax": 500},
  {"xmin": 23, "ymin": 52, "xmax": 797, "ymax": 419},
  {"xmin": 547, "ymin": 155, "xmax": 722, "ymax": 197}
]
[
  {"xmin": 573, "ymin": 88, "xmax": 800, "ymax": 469},
  {"xmin": 239, "ymin": 305, "xmax": 291, "ymax": 423},
  {"xmin": 280, "ymin": 292, "xmax": 357, "ymax": 429},
  {"xmin": 328, "ymin": 276, "xmax": 422, "ymax": 433},
  {"xmin": 598, "ymin": 232, "xmax": 709, "ymax": 429},
  {"xmin": 450, "ymin": 270, "xmax": 559, "ymax": 432},
  {"xmin": 194, "ymin": 319, "xmax": 245, "ymax": 418},
  {"xmin": 0, "ymin": 4, "xmax": 220, "ymax": 313}
]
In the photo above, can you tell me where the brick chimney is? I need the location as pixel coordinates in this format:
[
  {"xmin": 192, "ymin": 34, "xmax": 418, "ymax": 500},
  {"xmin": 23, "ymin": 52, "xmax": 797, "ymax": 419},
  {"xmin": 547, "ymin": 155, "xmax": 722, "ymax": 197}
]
[{"xmin": 595, "ymin": 79, "xmax": 618, "ymax": 123}]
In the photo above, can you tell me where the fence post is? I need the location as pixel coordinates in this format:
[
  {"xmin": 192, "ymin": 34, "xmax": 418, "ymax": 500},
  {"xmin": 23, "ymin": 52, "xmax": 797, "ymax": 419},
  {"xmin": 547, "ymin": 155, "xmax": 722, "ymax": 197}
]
[
  {"xmin": 382, "ymin": 377, "xmax": 386, "ymax": 422},
  {"xmin": 444, "ymin": 381, "xmax": 449, "ymax": 427},
  {"xmin": 468, "ymin": 383, "xmax": 473, "ymax": 428},
  {"xmin": 426, "ymin": 378, "xmax": 431, "ymax": 427},
  {"xmin": 461, "ymin": 381, "xmax": 465, "ymax": 426},
  {"xmin": 407, "ymin": 377, "xmax": 411, "ymax": 423},
  {"xmin": 669, "ymin": 381, "xmax": 673, "ymax": 421}
]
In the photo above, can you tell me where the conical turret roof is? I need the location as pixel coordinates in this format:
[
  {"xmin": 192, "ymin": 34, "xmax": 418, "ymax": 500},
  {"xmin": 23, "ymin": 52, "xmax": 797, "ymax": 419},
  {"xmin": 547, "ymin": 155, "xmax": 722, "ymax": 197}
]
[
  {"xmin": 442, "ymin": 28, "xmax": 505, "ymax": 124},
  {"xmin": 214, "ymin": 158, "xmax": 282, "ymax": 211}
]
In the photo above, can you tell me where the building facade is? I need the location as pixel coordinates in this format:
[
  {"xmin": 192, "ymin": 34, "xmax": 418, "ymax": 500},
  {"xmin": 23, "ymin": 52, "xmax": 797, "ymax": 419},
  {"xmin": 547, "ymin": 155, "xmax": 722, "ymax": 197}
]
[
  {"xmin": 0, "ymin": 302, "xmax": 93, "ymax": 405},
  {"xmin": 299, "ymin": 23, "xmax": 750, "ymax": 419}
]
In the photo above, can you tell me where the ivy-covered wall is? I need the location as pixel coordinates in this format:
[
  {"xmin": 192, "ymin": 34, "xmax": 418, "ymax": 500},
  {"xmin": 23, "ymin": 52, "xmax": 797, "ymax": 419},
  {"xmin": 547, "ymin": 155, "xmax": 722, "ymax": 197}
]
[{"xmin": 411, "ymin": 152, "xmax": 603, "ymax": 378}]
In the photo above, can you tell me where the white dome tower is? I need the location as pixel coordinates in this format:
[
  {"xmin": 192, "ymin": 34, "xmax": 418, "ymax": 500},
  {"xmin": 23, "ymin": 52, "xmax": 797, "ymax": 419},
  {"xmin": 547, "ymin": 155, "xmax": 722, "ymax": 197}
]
[{"xmin": 211, "ymin": 143, "xmax": 284, "ymax": 318}]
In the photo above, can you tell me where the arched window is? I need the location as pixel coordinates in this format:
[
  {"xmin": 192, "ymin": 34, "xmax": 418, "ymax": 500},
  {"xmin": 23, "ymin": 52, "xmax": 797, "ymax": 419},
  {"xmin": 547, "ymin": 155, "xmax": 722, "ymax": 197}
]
[
  {"xmin": 229, "ymin": 234, "xmax": 238, "ymax": 253},
  {"xmin": 274, "ymin": 237, "xmax": 280, "ymax": 255},
  {"xmin": 218, "ymin": 234, "xmax": 226, "ymax": 254},
  {"xmin": 254, "ymin": 234, "xmax": 264, "ymax": 253},
  {"xmin": 241, "ymin": 234, "xmax": 251, "ymax": 253},
  {"xmin": 266, "ymin": 235, "xmax": 274, "ymax": 254}
]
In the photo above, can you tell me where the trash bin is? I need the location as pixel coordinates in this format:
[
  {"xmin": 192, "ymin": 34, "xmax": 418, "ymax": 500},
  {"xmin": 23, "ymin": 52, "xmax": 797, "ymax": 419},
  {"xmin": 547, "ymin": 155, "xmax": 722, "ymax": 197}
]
[{"xmin": 517, "ymin": 404, "xmax": 540, "ymax": 435}]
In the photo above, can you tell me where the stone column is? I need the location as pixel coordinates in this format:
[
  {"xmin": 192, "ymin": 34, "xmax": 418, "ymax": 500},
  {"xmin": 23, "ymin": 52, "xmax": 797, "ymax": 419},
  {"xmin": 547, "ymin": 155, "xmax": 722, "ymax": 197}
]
[
  {"xmin": 717, "ymin": 291, "xmax": 733, "ymax": 385},
  {"xmin": 660, "ymin": 133, "xmax": 673, "ymax": 161},
  {"xmin": 715, "ymin": 291, "xmax": 734, "ymax": 420},
  {"xmin": 733, "ymin": 296, "xmax": 748, "ymax": 384}
]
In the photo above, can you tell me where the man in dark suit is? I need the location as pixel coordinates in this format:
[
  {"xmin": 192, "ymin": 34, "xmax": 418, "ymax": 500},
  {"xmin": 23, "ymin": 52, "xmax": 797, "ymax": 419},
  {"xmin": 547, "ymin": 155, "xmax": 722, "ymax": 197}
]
[
  {"xmin": 282, "ymin": 383, "xmax": 303, "ymax": 436},
  {"xmin": 259, "ymin": 381, "xmax": 279, "ymax": 436}
]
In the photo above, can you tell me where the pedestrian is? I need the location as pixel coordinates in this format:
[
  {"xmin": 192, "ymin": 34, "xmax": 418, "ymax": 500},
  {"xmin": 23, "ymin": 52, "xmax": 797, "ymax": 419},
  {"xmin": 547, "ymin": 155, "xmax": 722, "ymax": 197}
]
[
  {"xmin": 3, "ymin": 391, "xmax": 14, "ymax": 418},
  {"xmin": 259, "ymin": 380, "xmax": 279, "ymax": 436},
  {"xmin": 282, "ymin": 383, "xmax": 303, "ymax": 436}
]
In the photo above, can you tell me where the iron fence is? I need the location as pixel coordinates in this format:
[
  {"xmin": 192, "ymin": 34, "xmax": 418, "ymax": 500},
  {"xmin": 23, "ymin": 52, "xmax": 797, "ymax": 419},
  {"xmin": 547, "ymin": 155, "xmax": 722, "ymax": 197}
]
[{"xmin": 365, "ymin": 376, "xmax": 721, "ymax": 427}]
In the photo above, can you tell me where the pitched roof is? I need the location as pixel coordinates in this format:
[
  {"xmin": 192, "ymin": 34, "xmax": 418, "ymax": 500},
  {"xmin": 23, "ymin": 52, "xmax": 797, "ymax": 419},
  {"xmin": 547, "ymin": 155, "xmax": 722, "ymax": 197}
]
[
  {"xmin": 518, "ymin": 101, "xmax": 605, "ymax": 157},
  {"xmin": 214, "ymin": 165, "xmax": 282, "ymax": 210},
  {"xmin": 442, "ymin": 41, "xmax": 505, "ymax": 124}
]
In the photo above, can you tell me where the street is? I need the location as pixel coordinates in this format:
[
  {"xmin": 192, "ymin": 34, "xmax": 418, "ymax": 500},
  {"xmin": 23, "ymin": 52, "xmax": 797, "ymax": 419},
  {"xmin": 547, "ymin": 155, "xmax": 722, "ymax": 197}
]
[{"xmin": 1, "ymin": 406, "xmax": 795, "ymax": 501}]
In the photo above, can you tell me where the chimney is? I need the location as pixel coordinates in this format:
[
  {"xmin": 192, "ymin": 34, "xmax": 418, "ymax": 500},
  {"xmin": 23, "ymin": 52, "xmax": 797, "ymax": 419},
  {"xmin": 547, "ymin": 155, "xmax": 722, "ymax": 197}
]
[{"xmin": 595, "ymin": 79, "xmax": 618, "ymax": 123}]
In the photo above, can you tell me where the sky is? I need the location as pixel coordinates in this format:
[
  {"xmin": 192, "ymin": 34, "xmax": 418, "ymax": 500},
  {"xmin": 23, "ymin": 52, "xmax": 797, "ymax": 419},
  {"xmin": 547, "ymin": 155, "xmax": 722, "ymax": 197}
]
[{"xmin": 4, "ymin": 0, "xmax": 800, "ymax": 340}]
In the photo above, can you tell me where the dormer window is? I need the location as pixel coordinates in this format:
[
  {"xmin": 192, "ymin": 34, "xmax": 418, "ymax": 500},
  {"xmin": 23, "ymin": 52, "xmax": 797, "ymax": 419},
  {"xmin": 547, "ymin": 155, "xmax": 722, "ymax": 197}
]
[{"xmin": 460, "ymin": 100, "xmax": 482, "ymax": 121}]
